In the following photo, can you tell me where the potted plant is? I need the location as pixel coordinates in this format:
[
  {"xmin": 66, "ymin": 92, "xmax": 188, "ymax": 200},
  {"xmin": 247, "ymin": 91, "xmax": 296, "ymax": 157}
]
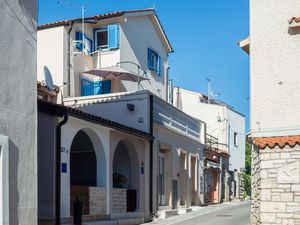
[{"xmin": 113, "ymin": 172, "xmax": 128, "ymax": 188}]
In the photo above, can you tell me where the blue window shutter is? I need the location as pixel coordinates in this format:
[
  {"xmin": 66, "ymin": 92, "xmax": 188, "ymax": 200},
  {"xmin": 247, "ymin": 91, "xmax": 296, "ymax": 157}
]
[
  {"xmin": 81, "ymin": 78, "xmax": 93, "ymax": 96},
  {"xmin": 76, "ymin": 31, "xmax": 83, "ymax": 50},
  {"xmin": 148, "ymin": 48, "xmax": 153, "ymax": 70},
  {"xmin": 157, "ymin": 55, "xmax": 162, "ymax": 75},
  {"xmin": 103, "ymin": 80, "xmax": 111, "ymax": 94},
  {"xmin": 108, "ymin": 25, "xmax": 120, "ymax": 49}
]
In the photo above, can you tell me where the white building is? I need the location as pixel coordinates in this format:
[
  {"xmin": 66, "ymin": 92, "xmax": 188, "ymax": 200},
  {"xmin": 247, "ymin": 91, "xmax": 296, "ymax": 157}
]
[
  {"xmin": 173, "ymin": 87, "xmax": 245, "ymax": 202},
  {"xmin": 239, "ymin": 1, "xmax": 300, "ymax": 224},
  {"xmin": 37, "ymin": 9, "xmax": 172, "ymax": 101},
  {"xmin": 173, "ymin": 88, "xmax": 245, "ymax": 172},
  {"xmin": 37, "ymin": 9, "xmax": 206, "ymax": 224}
]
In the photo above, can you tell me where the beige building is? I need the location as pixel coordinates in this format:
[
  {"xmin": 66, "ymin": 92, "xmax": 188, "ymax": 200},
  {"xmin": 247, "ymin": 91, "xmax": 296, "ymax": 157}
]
[{"xmin": 240, "ymin": 1, "xmax": 300, "ymax": 224}]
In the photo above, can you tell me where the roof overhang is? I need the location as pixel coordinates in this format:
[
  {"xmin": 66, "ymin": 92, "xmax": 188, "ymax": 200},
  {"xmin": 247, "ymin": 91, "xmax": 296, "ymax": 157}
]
[
  {"xmin": 238, "ymin": 37, "xmax": 250, "ymax": 54},
  {"xmin": 38, "ymin": 9, "xmax": 174, "ymax": 53},
  {"xmin": 38, "ymin": 99, "xmax": 154, "ymax": 141}
]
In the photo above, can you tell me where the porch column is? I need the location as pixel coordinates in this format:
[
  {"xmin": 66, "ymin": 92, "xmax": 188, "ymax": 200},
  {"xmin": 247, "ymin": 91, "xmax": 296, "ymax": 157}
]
[
  {"xmin": 186, "ymin": 153, "xmax": 190, "ymax": 207},
  {"xmin": 152, "ymin": 139, "xmax": 159, "ymax": 211},
  {"xmin": 104, "ymin": 135, "xmax": 112, "ymax": 215}
]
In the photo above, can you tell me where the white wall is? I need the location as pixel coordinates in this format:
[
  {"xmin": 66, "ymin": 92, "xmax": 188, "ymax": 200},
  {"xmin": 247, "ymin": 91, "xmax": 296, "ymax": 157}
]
[
  {"xmin": 174, "ymin": 89, "xmax": 228, "ymax": 147},
  {"xmin": 37, "ymin": 26, "xmax": 66, "ymax": 88},
  {"xmin": 64, "ymin": 91, "xmax": 151, "ymax": 133},
  {"xmin": 152, "ymin": 125, "xmax": 205, "ymax": 209},
  {"xmin": 120, "ymin": 15, "xmax": 169, "ymax": 100},
  {"xmin": 226, "ymin": 108, "xmax": 245, "ymax": 171},
  {"xmin": 250, "ymin": 0, "xmax": 300, "ymax": 136},
  {"xmin": 174, "ymin": 88, "xmax": 245, "ymax": 171}
]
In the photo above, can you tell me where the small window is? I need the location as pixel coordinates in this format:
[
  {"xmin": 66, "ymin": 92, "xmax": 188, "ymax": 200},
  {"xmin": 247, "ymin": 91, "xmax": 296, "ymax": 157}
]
[
  {"xmin": 95, "ymin": 28, "xmax": 108, "ymax": 50},
  {"xmin": 94, "ymin": 25, "xmax": 120, "ymax": 51},
  {"xmin": 148, "ymin": 48, "xmax": 161, "ymax": 75},
  {"xmin": 234, "ymin": 132, "xmax": 238, "ymax": 147}
]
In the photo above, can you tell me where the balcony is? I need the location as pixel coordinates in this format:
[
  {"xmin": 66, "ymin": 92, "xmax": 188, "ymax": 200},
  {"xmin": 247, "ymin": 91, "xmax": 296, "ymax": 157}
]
[{"xmin": 153, "ymin": 96, "xmax": 204, "ymax": 143}]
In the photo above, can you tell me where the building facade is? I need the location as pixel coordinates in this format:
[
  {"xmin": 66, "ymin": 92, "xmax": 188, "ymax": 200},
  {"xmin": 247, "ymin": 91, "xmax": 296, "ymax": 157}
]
[
  {"xmin": 240, "ymin": 0, "xmax": 300, "ymax": 224},
  {"xmin": 37, "ymin": 8, "xmax": 206, "ymax": 224},
  {"xmin": 172, "ymin": 87, "xmax": 245, "ymax": 202},
  {"xmin": 0, "ymin": 0, "xmax": 37, "ymax": 224}
]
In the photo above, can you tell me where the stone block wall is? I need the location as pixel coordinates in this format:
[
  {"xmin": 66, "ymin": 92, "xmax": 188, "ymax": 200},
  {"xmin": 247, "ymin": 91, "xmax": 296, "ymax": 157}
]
[
  {"xmin": 89, "ymin": 187, "xmax": 106, "ymax": 215},
  {"xmin": 251, "ymin": 145, "xmax": 300, "ymax": 225},
  {"xmin": 251, "ymin": 145, "xmax": 261, "ymax": 224},
  {"xmin": 112, "ymin": 188, "xmax": 127, "ymax": 213}
]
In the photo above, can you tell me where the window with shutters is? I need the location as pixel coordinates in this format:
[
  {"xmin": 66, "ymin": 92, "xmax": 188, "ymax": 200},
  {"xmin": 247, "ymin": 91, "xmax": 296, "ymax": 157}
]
[
  {"xmin": 147, "ymin": 48, "xmax": 162, "ymax": 75},
  {"xmin": 75, "ymin": 32, "xmax": 93, "ymax": 54},
  {"xmin": 81, "ymin": 79, "xmax": 111, "ymax": 96},
  {"xmin": 234, "ymin": 132, "xmax": 238, "ymax": 147},
  {"xmin": 94, "ymin": 24, "xmax": 120, "ymax": 51},
  {"xmin": 95, "ymin": 28, "xmax": 108, "ymax": 50}
]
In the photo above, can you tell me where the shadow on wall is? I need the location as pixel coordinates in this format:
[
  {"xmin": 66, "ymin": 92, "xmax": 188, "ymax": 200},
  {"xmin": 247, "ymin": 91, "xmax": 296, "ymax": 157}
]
[
  {"xmin": 9, "ymin": 140, "xmax": 19, "ymax": 225},
  {"xmin": 288, "ymin": 26, "xmax": 300, "ymax": 35}
]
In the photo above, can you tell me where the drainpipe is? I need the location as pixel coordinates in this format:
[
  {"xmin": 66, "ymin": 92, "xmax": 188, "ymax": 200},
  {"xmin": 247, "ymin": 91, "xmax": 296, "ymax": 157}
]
[
  {"xmin": 149, "ymin": 95, "xmax": 154, "ymax": 216},
  {"xmin": 66, "ymin": 22, "xmax": 74, "ymax": 97},
  {"xmin": 56, "ymin": 113, "xmax": 69, "ymax": 225}
]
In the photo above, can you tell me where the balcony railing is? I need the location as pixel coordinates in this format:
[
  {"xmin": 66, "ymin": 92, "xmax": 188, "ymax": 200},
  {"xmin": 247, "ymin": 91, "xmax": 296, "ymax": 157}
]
[{"xmin": 153, "ymin": 97, "xmax": 203, "ymax": 141}]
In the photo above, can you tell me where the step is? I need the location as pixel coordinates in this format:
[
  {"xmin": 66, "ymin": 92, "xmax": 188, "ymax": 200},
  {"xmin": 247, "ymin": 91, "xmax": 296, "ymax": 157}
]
[
  {"xmin": 110, "ymin": 212, "xmax": 145, "ymax": 220},
  {"xmin": 178, "ymin": 208, "xmax": 192, "ymax": 215},
  {"xmin": 159, "ymin": 209, "xmax": 178, "ymax": 219},
  {"xmin": 118, "ymin": 217, "xmax": 144, "ymax": 225},
  {"xmin": 64, "ymin": 221, "xmax": 117, "ymax": 225}
]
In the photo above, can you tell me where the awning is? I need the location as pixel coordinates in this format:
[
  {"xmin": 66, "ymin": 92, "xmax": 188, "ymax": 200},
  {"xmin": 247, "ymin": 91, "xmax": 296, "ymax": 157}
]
[{"xmin": 82, "ymin": 66, "xmax": 149, "ymax": 82}]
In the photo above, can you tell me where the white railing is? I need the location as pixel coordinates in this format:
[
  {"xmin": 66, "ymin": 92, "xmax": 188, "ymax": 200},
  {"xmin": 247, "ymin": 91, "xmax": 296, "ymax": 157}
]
[{"xmin": 153, "ymin": 97, "xmax": 202, "ymax": 141}]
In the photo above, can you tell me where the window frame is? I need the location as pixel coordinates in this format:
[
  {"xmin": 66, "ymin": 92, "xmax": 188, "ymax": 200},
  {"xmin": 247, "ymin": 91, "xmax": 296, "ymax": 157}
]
[
  {"xmin": 94, "ymin": 27, "xmax": 109, "ymax": 50},
  {"xmin": 148, "ymin": 48, "xmax": 162, "ymax": 76},
  {"xmin": 234, "ymin": 132, "xmax": 238, "ymax": 147}
]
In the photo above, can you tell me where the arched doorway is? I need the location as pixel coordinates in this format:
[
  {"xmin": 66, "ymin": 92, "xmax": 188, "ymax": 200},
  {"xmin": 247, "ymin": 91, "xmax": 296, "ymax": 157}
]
[
  {"xmin": 112, "ymin": 140, "xmax": 139, "ymax": 212},
  {"xmin": 70, "ymin": 130, "xmax": 97, "ymax": 186},
  {"xmin": 69, "ymin": 129, "xmax": 98, "ymax": 215}
]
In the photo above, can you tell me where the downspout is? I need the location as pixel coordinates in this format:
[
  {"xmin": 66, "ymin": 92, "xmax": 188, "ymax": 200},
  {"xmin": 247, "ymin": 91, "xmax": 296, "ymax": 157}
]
[
  {"xmin": 149, "ymin": 95, "xmax": 154, "ymax": 216},
  {"xmin": 66, "ymin": 22, "xmax": 74, "ymax": 97},
  {"xmin": 56, "ymin": 113, "xmax": 68, "ymax": 225}
]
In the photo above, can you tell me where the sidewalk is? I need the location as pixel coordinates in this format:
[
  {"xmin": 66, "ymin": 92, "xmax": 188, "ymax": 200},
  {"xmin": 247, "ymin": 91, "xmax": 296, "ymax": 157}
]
[{"xmin": 142, "ymin": 201, "xmax": 250, "ymax": 225}]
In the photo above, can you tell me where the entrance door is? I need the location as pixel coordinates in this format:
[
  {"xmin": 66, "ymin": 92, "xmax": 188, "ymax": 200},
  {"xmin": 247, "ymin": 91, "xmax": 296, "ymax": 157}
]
[{"xmin": 159, "ymin": 152, "xmax": 166, "ymax": 205}]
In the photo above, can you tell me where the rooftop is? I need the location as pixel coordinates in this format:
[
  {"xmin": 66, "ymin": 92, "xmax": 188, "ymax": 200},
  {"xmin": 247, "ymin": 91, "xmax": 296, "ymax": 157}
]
[
  {"xmin": 252, "ymin": 135, "xmax": 300, "ymax": 149},
  {"xmin": 38, "ymin": 8, "xmax": 173, "ymax": 53}
]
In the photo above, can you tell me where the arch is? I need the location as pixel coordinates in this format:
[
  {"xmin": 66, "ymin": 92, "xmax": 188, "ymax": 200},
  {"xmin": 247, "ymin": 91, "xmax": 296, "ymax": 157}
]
[
  {"xmin": 70, "ymin": 128, "xmax": 106, "ymax": 187},
  {"xmin": 112, "ymin": 139, "xmax": 140, "ymax": 211}
]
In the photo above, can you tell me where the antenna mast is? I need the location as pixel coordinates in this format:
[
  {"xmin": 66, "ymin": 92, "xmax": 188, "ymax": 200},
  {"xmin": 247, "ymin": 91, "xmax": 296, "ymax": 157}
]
[
  {"xmin": 58, "ymin": 0, "xmax": 86, "ymax": 54},
  {"xmin": 205, "ymin": 77, "xmax": 212, "ymax": 103}
]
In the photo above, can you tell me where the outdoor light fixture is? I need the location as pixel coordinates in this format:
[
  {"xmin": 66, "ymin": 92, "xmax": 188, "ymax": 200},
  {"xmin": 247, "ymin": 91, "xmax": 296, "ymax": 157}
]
[{"xmin": 127, "ymin": 103, "xmax": 135, "ymax": 111}]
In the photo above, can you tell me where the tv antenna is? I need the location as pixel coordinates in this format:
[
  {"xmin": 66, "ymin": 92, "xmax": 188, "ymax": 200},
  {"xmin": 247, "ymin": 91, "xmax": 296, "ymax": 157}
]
[
  {"xmin": 57, "ymin": 0, "xmax": 86, "ymax": 54},
  {"xmin": 205, "ymin": 77, "xmax": 219, "ymax": 103},
  {"xmin": 44, "ymin": 66, "xmax": 54, "ymax": 91}
]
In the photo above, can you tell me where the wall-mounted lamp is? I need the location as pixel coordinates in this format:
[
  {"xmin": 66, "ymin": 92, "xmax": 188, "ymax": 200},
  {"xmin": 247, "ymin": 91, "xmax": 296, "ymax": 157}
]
[{"xmin": 127, "ymin": 103, "xmax": 135, "ymax": 111}]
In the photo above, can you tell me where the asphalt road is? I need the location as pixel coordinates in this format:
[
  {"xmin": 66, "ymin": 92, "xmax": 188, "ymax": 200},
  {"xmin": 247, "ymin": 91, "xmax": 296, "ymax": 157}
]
[{"xmin": 148, "ymin": 201, "xmax": 250, "ymax": 225}]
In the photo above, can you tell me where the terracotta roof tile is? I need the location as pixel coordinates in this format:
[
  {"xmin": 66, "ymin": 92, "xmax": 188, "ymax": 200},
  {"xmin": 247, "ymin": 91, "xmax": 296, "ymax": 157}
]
[
  {"xmin": 289, "ymin": 17, "xmax": 300, "ymax": 24},
  {"xmin": 252, "ymin": 136, "xmax": 300, "ymax": 149},
  {"xmin": 38, "ymin": 9, "xmax": 156, "ymax": 30}
]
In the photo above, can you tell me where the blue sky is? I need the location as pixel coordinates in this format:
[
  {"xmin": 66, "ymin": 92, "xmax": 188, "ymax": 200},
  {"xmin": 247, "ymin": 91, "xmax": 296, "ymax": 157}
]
[{"xmin": 38, "ymin": 0, "xmax": 250, "ymax": 131}]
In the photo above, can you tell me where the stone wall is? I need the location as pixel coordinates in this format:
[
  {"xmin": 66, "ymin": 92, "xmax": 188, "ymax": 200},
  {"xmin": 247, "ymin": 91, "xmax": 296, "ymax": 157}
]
[
  {"xmin": 251, "ymin": 145, "xmax": 300, "ymax": 225},
  {"xmin": 112, "ymin": 188, "xmax": 127, "ymax": 213},
  {"xmin": 89, "ymin": 187, "xmax": 106, "ymax": 215}
]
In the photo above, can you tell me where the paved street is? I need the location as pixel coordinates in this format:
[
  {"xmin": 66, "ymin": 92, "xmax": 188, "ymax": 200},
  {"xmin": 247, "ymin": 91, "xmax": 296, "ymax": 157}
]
[{"xmin": 147, "ymin": 201, "xmax": 250, "ymax": 225}]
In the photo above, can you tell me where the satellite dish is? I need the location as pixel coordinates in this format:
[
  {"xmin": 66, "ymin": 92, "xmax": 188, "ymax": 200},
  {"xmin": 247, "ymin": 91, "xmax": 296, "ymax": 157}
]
[{"xmin": 43, "ymin": 66, "xmax": 54, "ymax": 91}]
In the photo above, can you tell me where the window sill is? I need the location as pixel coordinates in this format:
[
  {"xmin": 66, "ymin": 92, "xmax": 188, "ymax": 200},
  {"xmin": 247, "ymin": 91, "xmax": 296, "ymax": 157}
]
[{"xmin": 149, "ymin": 69, "xmax": 161, "ymax": 77}]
